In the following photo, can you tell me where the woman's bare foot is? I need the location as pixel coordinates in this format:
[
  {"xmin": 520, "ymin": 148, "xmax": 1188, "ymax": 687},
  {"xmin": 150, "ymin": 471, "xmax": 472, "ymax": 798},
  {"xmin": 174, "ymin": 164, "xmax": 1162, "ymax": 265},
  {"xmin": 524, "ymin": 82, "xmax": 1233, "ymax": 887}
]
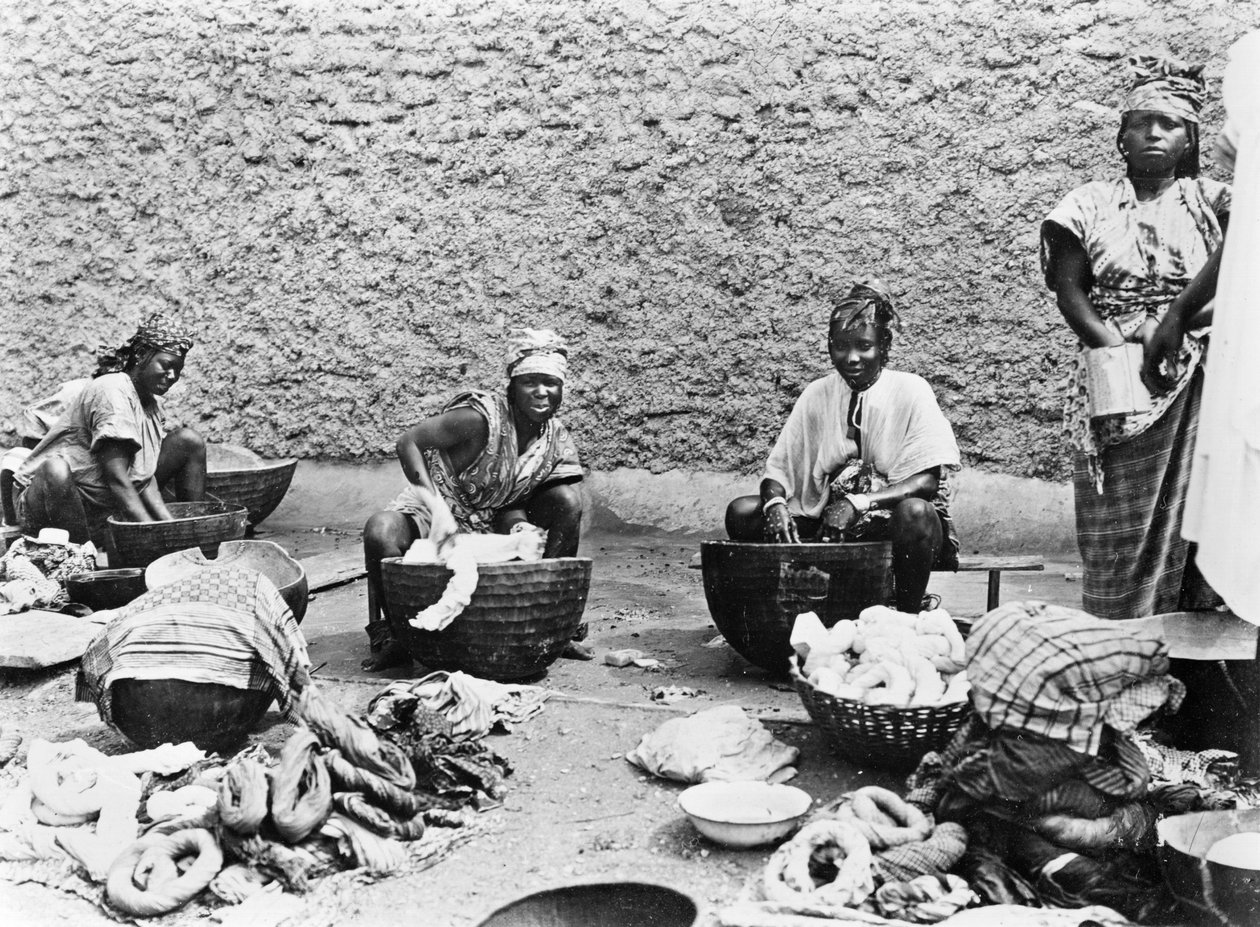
[{"xmin": 361, "ymin": 642, "xmax": 411, "ymax": 672}]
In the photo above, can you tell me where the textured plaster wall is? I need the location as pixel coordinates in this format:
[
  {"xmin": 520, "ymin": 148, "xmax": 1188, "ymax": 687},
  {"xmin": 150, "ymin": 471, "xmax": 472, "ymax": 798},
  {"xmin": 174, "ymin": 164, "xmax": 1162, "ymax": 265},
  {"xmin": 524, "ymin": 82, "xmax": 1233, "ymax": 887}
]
[{"xmin": 1, "ymin": 0, "xmax": 1254, "ymax": 483}]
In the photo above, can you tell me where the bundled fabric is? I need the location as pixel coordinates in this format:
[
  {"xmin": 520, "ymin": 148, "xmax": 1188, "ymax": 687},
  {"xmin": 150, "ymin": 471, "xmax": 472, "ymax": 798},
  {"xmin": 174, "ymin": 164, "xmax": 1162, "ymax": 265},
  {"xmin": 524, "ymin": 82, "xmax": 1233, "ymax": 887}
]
[
  {"xmin": 872, "ymin": 874, "xmax": 976, "ymax": 923},
  {"xmin": 1032, "ymin": 801, "xmax": 1158, "ymax": 852},
  {"xmin": 319, "ymin": 812, "xmax": 407, "ymax": 874},
  {"xmin": 387, "ymin": 726, "xmax": 511, "ymax": 802},
  {"xmin": 76, "ymin": 568, "xmax": 311, "ymax": 727},
  {"xmin": 625, "ymin": 705, "xmax": 799, "ymax": 784},
  {"xmin": 217, "ymin": 757, "xmax": 269, "ymax": 835},
  {"xmin": 106, "ymin": 828, "xmax": 223, "ymax": 917},
  {"xmin": 367, "ymin": 671, "xmax": 549, "ymax": 738},
  {"xmin": 762, "ymin": 820, "xmax": 875, "ymax": 908},
  {"xmin": 1, "ymin": 536, "xmax": 96, "ymax": 612},
  {"xmin": 268, "ymin": 729, "xmax": 331, "ymax": 844}
]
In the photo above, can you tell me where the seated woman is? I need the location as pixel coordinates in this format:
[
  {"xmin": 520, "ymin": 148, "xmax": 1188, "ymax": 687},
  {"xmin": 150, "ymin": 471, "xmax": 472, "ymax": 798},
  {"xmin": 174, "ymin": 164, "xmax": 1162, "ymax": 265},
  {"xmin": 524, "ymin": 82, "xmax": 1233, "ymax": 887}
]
[
  {"xmin": 362, "ymin": 328, "xmax": 585, "ymax": 670},
  {"xmin": 725, "ymin": 280, "xmax": 961, "ymax": 613},
  {"xmin": 9, "ymin": 313, "xmax": 206, "ymax": 545}
]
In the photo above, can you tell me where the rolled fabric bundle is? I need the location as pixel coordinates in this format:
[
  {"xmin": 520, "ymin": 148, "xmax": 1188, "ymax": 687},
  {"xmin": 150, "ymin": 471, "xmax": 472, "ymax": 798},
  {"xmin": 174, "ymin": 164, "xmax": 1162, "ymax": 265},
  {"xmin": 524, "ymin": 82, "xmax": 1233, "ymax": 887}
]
[
  {"xmin": 324, "ymin": 749, "xmax": 424, "ymax": 819},
  {"xmin": 1027, "ymin": 779, "xmax": 1117, "ymax": 820},
  {"xmin": 300, "ymin": 690, "xmax": 416, "ymax": 790},
  {"xmin": 269, "ymin": 729, "xmax": 332, "ymax": 844},
  {"xmin": 1034, "ymin": 801, "xmax": 1158, "ymax": 852},
  {"xmin": 333, "ymin": 792, "xmax": 426, "ymax": 841},
  {"xmin": 763, "ymin": 820, "xmax": 874, "ymax": 908},
  {"xmin": 208, "ymin": 863, "xmax": 269, "ymax": 904},
  {"xmin": 31, "ymin": 797, "xmax": 96, "ymax": 827},
  {"xmin": 319, "ymin": 812, "xmax": 407, "ymax": 874},
  {"xmin": 873, "ymin": 874, "xmax": 977, "ymax": 923},
  {"xmin": 833, "ymin": 787, "xmax": 932, "ymax": 849},
  {"xmin": 106, "ymin": 828, "xmax": 224, "ymax": 917},
  {"xmin": 218, "ymin": 757, "xmax": 270, "ymax": 835},
  {"xmin": 872, "ymin": 821, "xmax": 969, "ymax": 885}
]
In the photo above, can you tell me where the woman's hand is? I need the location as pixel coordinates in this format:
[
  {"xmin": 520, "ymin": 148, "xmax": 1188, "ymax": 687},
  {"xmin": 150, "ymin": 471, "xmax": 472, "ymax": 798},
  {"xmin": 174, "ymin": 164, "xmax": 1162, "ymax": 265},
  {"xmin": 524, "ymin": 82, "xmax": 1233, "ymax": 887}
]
[
  {"xmin": 763, "ymin": 500, "xmax": 800, "ymax": 544},
  {"xmin": 819, "ymin": 498, "xmax": 860, "ymax": 542},
  {"xmin": 1142, "ymin": 313, "xmax": 1185, "ymax": 393}
]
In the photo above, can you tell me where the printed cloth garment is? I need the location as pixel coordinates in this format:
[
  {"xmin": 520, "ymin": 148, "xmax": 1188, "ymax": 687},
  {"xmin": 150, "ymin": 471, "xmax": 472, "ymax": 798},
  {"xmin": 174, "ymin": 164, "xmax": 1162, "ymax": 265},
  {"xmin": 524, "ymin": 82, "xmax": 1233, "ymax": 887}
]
[
  {"xmin": 1042, "ymin": 176, "xmax": 1230, "ymax": 488},
  {"xmin": 12, "ymin": 373, "xmax": 166, "ymax": 540},
  {"xmin": 389, "ymin": 390, "xmax": 582, "ymax": 535},
  {"xmin": 763, "ymin": 370, "xmax": 960, "ymax": 521},
  {"xmin": 76, "ymin": 567, "xmax": 311, "ymax": 726},
  {"xmin": 965, "ymin": 601, "xmax": 1184, "ymax": 756}
]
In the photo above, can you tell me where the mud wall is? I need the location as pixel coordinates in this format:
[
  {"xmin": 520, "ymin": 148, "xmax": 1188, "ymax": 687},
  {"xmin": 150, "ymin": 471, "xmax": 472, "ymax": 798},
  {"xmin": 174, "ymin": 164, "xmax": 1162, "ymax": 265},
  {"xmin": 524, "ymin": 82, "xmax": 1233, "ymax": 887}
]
[{"xmin": 1, "ymin": 0, "xmax": 1253, "ymax": 481}]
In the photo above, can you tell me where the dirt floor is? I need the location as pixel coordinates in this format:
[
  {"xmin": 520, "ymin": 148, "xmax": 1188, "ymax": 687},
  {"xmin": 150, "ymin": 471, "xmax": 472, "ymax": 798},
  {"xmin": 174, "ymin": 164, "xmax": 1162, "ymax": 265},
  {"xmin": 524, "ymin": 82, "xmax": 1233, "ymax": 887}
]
[{"xmin": 0, "ymin": 523, "xmax": 1084, "ymax": 926}]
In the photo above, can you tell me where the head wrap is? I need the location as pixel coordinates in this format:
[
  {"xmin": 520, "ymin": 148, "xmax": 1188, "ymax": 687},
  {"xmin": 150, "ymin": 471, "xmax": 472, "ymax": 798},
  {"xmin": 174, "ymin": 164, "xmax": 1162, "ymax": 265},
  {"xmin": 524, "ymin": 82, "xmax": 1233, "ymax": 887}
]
[
  {"xmin": 505, "ymin": 328, "xmax": 568, "ymax": 383},
  {"xmin": 829, "ymin": 278, "xmax": 902, "ymax": 334},
  {"xmin": 1122, "ymin": 52, "xmax": 1206, "ymax": 124},
  {"xmin": 94, "ymin": 311, "xmax": 195, "ymax": 377}
]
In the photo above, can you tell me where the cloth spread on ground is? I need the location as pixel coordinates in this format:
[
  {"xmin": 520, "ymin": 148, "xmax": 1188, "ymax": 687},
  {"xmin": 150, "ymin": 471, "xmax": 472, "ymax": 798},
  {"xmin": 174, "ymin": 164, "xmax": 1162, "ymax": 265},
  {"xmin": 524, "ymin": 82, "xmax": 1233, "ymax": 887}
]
[
  {"xmin": 763, "ymin": 370, "xmax": 960, "ymax": 522},
  {"xmin": 13, "ymin": 373, "xmax": 167, "ymax": 540},
  {"xmin": 0, "ymin": 536, "xmax": 97, "ymax": 613},
  {"xmin": 366, "ymin": 671, "xmax": 549, "ymax": 737},
  {"xmin": 388, "ymin": 390, "xmax": 582, "ymax": 535},
  {"xmin": 75, "ymin": 567, "xmax": 311, "ymax": 727},
  {"xmin": 625, "ymin": 705, "xmax": 799, "ymax": 783},
  {"xmin": 1182, "ymin": 32, "xmax": 1260, "ymax": 623}
]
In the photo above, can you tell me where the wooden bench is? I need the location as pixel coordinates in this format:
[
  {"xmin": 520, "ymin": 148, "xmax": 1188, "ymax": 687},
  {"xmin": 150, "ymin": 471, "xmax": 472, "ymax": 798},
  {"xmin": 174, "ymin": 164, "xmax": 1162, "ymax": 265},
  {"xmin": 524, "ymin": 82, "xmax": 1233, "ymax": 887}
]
[{"xmin": 953, "ymin": 555, "xmax": 1044, "ymax": 612}]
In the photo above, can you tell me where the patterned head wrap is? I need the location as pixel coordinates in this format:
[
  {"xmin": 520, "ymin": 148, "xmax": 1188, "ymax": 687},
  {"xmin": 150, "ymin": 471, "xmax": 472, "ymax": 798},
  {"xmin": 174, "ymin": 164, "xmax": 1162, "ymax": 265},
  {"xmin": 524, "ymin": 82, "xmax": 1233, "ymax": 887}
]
[
  {"xmin": 1122, "ymin": 52, "xmax": 1206, "ymax": 124},
  {"xmin": 505, "ymin": 328, "xmax": 568, "ymax": 383},
  {"xmin": 94, "ymin": 311, "xmax": 194, "ymax": 377},
  {"xmin": 829, "ymin": 278, "xmax": 902, "ymax": 334}
]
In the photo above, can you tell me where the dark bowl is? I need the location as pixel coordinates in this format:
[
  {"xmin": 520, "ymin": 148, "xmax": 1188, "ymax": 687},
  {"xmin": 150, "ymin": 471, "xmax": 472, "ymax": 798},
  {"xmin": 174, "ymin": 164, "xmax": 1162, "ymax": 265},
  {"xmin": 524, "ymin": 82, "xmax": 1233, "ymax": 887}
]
[
  {"xmin": 110, "ymin": 678, "xmax": 272, "ymax": 754},
  {"xmin": 475, "ymin": 882, "xmax": 699, "ymax": 927},
  {"xmin": 701, "ymin": 540, "xmax": 893, "ymax": 673},
  {"xmin": 145, "ymin": 540, "xmax": 309, "ymax": 623},
  {"xmin": 1159, "ymin": 808, "xmax": 1260, "ymax": 926},
  {"xmin": 65, "ymin": 568, "xmax": 148, "ymax": 611}
]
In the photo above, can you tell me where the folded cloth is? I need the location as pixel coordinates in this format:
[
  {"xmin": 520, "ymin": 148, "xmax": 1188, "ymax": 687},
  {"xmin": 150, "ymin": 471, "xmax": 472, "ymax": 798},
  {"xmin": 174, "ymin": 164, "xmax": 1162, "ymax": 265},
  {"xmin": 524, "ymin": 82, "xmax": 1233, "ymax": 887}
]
[
  {"xmin": 76, "ymin": 568, "xmax": 311, "ymax": 726},
  {"xmin": 367, "ymin": 671, "xmax": 549, "ymax": 738},
  {"xmin": 625, "ymin": 705, "xmax": 798, "ymax": 784}
]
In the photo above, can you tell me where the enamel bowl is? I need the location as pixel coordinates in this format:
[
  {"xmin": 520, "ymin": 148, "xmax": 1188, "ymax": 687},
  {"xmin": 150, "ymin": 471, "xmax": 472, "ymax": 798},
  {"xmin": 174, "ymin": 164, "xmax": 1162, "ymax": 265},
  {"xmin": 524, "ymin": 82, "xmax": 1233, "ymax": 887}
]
[{"xmin": 678, "ymin": 781, "xmax": 812, "ymax": 848}]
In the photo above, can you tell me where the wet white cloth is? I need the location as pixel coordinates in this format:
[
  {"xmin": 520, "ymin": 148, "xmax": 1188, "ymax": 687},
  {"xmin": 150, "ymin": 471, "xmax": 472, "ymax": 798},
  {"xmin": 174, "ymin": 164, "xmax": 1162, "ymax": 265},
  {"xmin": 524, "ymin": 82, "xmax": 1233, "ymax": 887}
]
[
  {"xmin": 367, "ymin": 670, "xmax": 549, "ymax": 737},
  {"xmin": 764, "ymin": 371, "xmax": 960, "ymax": 519},
  {"xmin": 625, "ymin": 705, "xmax": 799, "ymax": 784},
  {"xmin": 1182, "ymin": 31, "xmax": 1260, "ymax": 625}
]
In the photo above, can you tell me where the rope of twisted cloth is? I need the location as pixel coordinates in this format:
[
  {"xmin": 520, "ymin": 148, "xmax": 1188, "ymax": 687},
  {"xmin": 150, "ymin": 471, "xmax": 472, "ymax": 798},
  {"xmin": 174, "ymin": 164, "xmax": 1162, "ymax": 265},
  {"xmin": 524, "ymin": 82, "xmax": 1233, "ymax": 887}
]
[
  {"xmin": 217, "ymin": 757, "xmax": 269, "ymax": 835},
  {"xmin": 269, "ymin": 729, "xmax": 331, "ymax": 843},
  {"xmin": 333, "ymin": 792, "xmax": 426, "ymax": 841},
  {"xmin": 300, "ymin": 689, "xmax": 416, "ymax": 789},
  {"xmin": 106, "ymin": 828, "xmax": 223, "ymax": 917},
  {"xmin": 324, "ymin": 749, "xmax": 423, "ymax": 819}
]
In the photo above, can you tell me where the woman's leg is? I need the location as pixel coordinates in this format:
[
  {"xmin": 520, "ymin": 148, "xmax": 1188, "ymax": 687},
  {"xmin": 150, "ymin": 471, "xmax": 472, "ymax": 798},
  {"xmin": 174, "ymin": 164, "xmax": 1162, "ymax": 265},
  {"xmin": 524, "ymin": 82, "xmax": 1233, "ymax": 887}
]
[
  {"xmin": 523, "ymin": 481, "xmax": 584, "ymax": 558},
  {"xmin": 888, "ymin": 498, "xmax": 944, "ymax": 613},
  {"xmin": 19, "ymin": 457, "xmax": 91, "ymax": 543},
  {"xmin": 155, "ymin": 427, "xmax": 207, "ymax": 502},
  {"xmin": 360, "ymin": 509, "xmax": 421, "ymax": 670},
  {"xmin": 725, "ymin": 495, "xmax": 764, "ymax": 539}
]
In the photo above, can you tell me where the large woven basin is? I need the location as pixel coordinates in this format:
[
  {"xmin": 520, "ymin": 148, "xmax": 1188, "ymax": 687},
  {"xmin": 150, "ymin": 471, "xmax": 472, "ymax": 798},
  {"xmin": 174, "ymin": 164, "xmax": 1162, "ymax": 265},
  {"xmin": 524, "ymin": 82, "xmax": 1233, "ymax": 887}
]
[
  {"xmin": 111, "ymin": 679, "xmax": 272, "ymax": 754},
  {"xmin": 206, "ymin": 445, "xmax": 298, "ymax": 528},
  {"xmin": 145, "ymin": 539, "xmax": 309, "ymax": 623},
  {"xmin": 107, "ymin": 501, "xmax": 248, "ymax": 569},
  {"xmin": 382, "ymin": 557, "xmax": 592, "ymax": 681},
  {"xmin": 701, "ymin": 540, "xmax": 893, "ymax": 673},
  {"xmin": 1159, "ymin": 808, "xmax": 1260, "ymax": 926},
  {"xmin": 476, "ymin": 882, "xmax": 698, "ymax": 927}
]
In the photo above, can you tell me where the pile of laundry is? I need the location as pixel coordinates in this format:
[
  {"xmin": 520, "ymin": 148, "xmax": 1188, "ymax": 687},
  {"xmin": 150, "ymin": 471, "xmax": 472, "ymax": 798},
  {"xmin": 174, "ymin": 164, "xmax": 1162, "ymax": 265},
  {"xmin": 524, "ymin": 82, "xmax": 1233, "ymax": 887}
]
[
  {"xmin": 0, "ymin": 676, "xmax": 530, "ymax": 920},
  {"xmin": 0, "ymin": 531, "xmax": 96, "ymax": 614}
]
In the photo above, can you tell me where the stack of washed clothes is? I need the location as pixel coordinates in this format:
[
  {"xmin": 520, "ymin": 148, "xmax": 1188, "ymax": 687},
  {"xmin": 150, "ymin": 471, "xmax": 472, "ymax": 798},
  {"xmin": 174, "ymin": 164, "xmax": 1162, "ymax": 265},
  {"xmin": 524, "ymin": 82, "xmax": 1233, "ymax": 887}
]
[{"xmin": 904, "ymin": 602, "xmax": 1190, "ymax": 922}]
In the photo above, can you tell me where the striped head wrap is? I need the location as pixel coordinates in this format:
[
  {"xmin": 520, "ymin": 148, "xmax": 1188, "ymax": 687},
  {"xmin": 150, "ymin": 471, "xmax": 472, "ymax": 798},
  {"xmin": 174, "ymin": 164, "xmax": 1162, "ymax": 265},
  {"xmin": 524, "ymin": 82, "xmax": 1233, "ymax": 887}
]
[
  {"xmin": 1122, "ymin": 52, "xmax": 1205, "ymax": 124},
  {"xmin": 505, "ymin": 328, "xmax": 568, "ymax": 383},
  {"xmin": 829, "ymin": 278, "xmax": 902, "ymax": 334},
  {"xmin": 94, "ymin": 311, "xmax": 195, "ymax": 376}
]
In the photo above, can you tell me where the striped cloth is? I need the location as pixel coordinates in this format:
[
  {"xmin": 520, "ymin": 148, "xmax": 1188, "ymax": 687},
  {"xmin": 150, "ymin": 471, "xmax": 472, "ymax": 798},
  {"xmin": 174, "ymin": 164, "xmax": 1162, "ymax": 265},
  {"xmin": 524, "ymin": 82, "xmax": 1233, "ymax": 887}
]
[
  {"xmin": 966, "ymin": 602, "xmax": 1182, "ymax": 756},
  {"xmin": 77, "ymin": 567, "xmax": 311, "ymax": 725}
]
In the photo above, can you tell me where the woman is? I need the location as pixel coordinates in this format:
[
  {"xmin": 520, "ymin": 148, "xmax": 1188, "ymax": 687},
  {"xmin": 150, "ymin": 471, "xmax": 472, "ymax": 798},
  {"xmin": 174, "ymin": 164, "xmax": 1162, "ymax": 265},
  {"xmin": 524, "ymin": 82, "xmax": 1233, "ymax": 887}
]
[
  {"xmin": 725, "ymin": 280, "xmax": 961, "ymax": 614},
  {"xmin": 361, "ymin": 328, "xmax": 585, "ymax": 670},
  {"xmin": 11, "ymin": 313, "xmax": 205, "ymax": 546},
  {"xmin": 1041, "ymin": 53, "xmax": 1229, "ymax": 621}
]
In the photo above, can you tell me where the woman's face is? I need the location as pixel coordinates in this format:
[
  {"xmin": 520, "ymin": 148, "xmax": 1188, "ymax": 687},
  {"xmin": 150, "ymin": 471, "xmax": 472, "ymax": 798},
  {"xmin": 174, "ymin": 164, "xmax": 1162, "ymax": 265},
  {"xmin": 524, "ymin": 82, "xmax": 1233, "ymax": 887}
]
[
  {"xmin": 829, "ymin": 321, "xmax": 883, "ymax": 390},
  {"xmin": 509, "ymin": 374, "xmax": 564, "ymax": 425},
  {"xmin": 131, "ymin": 349, "xmax": 184, "ymax": 400},
  {"xmin": 1120, "ymin": 110, "xmax": 1189, "ymax": 177}
]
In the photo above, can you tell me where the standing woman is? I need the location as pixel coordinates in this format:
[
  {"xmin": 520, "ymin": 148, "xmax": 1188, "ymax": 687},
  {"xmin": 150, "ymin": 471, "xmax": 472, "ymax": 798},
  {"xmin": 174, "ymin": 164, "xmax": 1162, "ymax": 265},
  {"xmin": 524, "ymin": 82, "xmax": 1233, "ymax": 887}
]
[
  {"xmin": 725, "ymin": 280, "xmax": 961, "ymax": 613},
  {"xmin": 1041, "ymin": 53, "xmax": 1230, "ymax": 620}
]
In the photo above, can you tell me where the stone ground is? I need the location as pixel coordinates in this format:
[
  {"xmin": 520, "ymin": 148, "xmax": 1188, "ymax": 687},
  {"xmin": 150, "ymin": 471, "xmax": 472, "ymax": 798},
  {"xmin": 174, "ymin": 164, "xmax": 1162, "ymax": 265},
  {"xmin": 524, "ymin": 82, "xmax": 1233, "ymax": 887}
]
[{"xmin": 1, "ymin": 522, "xmax": 1083, "ymax": 926}]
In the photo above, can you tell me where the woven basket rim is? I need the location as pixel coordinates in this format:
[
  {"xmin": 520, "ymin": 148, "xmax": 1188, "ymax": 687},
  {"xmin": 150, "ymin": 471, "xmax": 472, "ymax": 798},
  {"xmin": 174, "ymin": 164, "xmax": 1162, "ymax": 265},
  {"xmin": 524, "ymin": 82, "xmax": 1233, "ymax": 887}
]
[
  {"xmin": 383, "ymin": 555, "xmax": 592, "ymax": 571},
  {"xmin": 108, "ymin": 501, "xmax": 248, "ymax": 526},
  {"xmin": 206, "ymin": 458, "xmax": 298, "ymax": 476},
  {"xmin": 703, "ymin": 539, "xmax": 893, "ymax": 554},
  {"xmin": 789, "ymin": 658, "xmax": 968, "ymax": 721}
]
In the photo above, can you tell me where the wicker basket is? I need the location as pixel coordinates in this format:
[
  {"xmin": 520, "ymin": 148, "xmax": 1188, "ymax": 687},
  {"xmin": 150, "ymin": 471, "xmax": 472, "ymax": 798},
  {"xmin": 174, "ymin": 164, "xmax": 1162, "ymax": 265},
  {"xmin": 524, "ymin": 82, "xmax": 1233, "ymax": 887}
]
[
  {"xmin": 110, "ymin": 678, "xmax": 272, "ymax": 754},
  {"xmin": 107, "ymin": 501, "xmax": 249, "ymax": 569},
  {"xmin": 205, "ymin": 458, "xmax": 298, "ymax": 528},
  {"xmin": 790, "ymin": 659, "xmax": 970, "ymax": 769},
  {"xmin": 701, "ymin": 540, "xmax": 893, "ymax": 674},
  {"xmin": 145, "ymin": 539, "xmax": 309, "ymax": 623},
  {"xmin": 381, "ymin": 557, "xmax": 592, "ymax": 681}
]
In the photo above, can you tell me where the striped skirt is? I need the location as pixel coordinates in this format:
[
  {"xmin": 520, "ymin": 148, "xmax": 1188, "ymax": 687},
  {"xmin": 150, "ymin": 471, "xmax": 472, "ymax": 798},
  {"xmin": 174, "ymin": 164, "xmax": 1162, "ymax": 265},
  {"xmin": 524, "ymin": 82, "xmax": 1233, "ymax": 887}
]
[{"xmin": 1074, "ymin": 368, "xmax": 1221, "ymax": 621}]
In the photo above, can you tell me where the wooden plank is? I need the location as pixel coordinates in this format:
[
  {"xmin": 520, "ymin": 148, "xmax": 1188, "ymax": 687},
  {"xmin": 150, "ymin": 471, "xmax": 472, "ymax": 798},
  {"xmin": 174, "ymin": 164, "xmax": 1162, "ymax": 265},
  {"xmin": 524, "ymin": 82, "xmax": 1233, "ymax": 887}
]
[
  {"xmin": 0, "ymin": 609, "xmax": 106, "ymax": 669},
  {"xmin": 1121, "ymin": 611, "xmax": 1258, "ymax": 661},
  {"xmin": 956, "ymin": 556, "xmax": 1044, "ymax": 572},
  {"xmin": 301, "ymin": 547, "xmax": 367, "ymax": 593}
]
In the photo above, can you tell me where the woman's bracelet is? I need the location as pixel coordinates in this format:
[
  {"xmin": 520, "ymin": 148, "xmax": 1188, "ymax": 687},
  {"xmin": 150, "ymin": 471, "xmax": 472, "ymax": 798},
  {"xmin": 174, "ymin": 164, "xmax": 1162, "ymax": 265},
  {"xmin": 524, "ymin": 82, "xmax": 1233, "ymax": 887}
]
[{"xmin": 762, "ymin": 496, "xmax": 788, "ymax": 515}]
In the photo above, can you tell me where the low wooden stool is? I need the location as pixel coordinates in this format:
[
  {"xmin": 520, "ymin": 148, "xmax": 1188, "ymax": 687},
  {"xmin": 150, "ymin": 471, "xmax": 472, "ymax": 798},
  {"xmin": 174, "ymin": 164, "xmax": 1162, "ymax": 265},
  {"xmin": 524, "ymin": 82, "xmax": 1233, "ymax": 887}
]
[{"xmin": 952, "ymin": 555, "xmax": 1045, "ymax": 613}]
